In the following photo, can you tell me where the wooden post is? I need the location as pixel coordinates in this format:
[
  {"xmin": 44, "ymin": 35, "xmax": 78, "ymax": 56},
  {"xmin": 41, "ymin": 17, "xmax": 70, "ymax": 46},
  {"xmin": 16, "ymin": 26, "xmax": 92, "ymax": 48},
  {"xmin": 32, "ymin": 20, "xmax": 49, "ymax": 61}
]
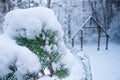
[
  {"xmin": 80, "ymin": 30, "xmax": 83, "ymax": 51},
  {"xmin": 97, "ymin": 28, "xmax": 101, "ymax": 51},
  {"xmin": 106, "ymin": 35, "xmax": 109, "ymax": 50},
  {"xmin": 72, "ymin": 38, "xmax": 74, "ymax": 47}
]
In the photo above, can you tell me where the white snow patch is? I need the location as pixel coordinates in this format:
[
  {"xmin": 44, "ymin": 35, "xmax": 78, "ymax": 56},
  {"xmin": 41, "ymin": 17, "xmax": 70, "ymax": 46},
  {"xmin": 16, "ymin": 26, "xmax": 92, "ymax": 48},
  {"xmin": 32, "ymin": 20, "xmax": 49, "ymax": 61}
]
[
  {"xmin": 75, "ymin": 43, "xmax": 120, "ymax": 80},
  {"xmin": 3, "ymin": 7, "xmax": 64, "ymax": 40},
  {"xmin": 38, "ymin": 76, "xmax": 54, "ymax": 80},
  {"xmin": 0, "ymin": 34, "xmax": 41, "ymax": 78}
]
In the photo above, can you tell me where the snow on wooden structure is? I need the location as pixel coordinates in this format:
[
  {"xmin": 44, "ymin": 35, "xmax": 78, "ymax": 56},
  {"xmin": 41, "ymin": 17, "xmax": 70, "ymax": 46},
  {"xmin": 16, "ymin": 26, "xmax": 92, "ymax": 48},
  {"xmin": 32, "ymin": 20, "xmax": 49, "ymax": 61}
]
[{"xmin": 71, "ymin": 16, "xmax": 109, "ymax": 51}]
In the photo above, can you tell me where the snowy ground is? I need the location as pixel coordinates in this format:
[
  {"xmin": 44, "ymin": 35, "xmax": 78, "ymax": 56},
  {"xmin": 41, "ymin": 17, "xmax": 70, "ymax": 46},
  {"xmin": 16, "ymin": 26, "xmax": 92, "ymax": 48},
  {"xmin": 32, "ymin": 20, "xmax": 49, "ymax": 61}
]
[{"xmin": 75, "ymin": 43, "xmax": 120, "ymax": 80}]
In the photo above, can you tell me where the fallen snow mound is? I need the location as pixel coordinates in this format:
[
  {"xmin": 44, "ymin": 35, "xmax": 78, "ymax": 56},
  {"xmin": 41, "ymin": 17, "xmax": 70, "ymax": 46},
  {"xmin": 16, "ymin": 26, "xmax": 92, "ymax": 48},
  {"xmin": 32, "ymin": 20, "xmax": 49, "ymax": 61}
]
[
  {"xmin": 3, "ymin": 7, "xmax": 64, "ymax": 40},
  {"xmin": 0, "ymin": 34, "xmax": 41, "ymax": 79}
]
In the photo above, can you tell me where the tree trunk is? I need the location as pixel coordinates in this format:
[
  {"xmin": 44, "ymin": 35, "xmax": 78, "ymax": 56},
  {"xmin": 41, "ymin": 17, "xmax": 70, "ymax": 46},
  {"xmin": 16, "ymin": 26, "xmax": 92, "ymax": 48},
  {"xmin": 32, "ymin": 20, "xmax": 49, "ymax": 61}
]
[
  {"xmin": 68, "ymin": 14, "xmax": 71, "ymax": 38},
  {"xmin": 28, "ymin": 0, "xmax": 30, "ymax": 8},
  {"xmin": 47, "ymin": 0, "xmax": 51, "ymax": 8},
  {"xmin": 88, "ymin": 0, "xmax": 99, "ymax": 22},
  {"xmin": 101, "ymin": 0, "xmax": 107, "ymax": 30}
]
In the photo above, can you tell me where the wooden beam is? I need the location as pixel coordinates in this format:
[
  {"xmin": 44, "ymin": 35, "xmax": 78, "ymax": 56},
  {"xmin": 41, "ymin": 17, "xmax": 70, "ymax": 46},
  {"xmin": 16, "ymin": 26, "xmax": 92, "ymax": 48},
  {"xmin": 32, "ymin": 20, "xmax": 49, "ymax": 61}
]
[
  {"xmin": 84, "ymin": 27, "xmax": 97, "ymax": 28},
  {"xmin": 97, "ymin": 28, "xmax": 101, "ymax": 51},
  {"xmin": 71, "ymin": 16, "xmax": 92, "ymax": 39},
  {"xmin": 106, "ymin": 35, "xmax": 109, "ymax": 50}
]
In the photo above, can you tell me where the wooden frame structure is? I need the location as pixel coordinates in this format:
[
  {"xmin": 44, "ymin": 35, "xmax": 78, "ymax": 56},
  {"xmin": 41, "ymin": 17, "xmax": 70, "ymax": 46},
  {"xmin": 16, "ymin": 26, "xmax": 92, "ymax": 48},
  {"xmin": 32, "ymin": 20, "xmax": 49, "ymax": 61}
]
[{"xmin": 71, "ymin": 16, "xmax": 109, "ymax": 51}]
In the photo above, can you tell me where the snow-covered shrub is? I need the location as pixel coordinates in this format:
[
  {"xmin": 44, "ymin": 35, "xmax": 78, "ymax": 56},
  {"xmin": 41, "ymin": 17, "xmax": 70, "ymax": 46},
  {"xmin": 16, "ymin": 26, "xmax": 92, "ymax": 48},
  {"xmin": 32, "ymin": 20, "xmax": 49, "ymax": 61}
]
[{"xmin": 0, "ymin": 7, "xmax": 76, "ymax": 80}]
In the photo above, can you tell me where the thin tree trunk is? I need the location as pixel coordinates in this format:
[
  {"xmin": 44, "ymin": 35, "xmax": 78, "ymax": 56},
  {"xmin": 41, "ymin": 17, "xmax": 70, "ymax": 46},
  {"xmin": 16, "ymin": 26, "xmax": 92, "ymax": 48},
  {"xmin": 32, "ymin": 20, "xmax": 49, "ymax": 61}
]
[
  {"xmin": 39, "ymin": 0, "xmax": 42, "ymax": 6},
  {"xmin": 47, "ymin": 0, "xmax": 51, "ymax": 8},
  {"xmin": 28, "ymin": 0, "xmax": 30, "ymax": 8},
  {"xmin": 101, "ymin": 0, "xmax": 107, "ymax": 30},
  {"xmin": 68, "ymin": 14, "xmax": 71, "ymax": 38},
  {"xmin": 106, "ymin": 0, "xmax": 109, "ymax": 29},
  {"xmin": 88, "ymin": 0, "xmax": 101, "ymax": 50},
  {"xmin": 88, "ymin": 0, "xmax": 99, "ymax": 22}
]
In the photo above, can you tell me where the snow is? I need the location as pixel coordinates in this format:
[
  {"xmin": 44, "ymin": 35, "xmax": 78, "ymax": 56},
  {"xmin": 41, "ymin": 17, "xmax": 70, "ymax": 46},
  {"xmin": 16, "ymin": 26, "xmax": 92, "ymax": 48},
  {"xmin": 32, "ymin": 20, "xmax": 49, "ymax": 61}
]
[
  {"xmin": 38, "ymin": 76, "xmax": 55, "ymax": 80},
  {"xmin": 63, "ymin": 55, "xmax": 86, "ymax": 80},
  {"xmin": 15, "ymin": 46, "xmax": 41, "ymax": 79},
  {"xmin": 75, "ymin": 43, "xmax": 120, "ymax": 80}
]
